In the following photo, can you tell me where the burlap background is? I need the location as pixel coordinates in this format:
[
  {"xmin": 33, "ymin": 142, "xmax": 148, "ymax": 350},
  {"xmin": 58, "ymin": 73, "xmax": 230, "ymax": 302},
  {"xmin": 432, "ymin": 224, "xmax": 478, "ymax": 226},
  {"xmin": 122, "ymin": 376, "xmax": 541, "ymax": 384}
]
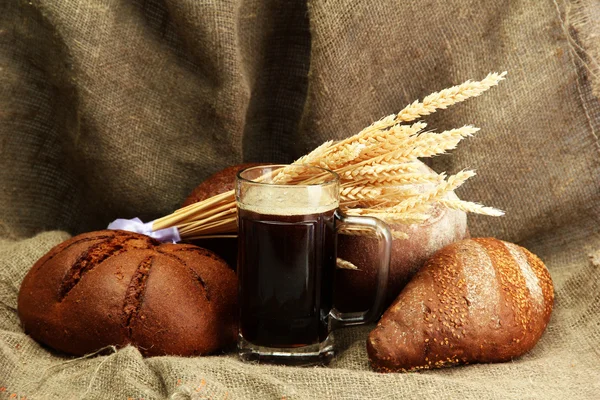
[{"xmin": 1, "ymin": 0, "xmax": 599, "ymax": 398}]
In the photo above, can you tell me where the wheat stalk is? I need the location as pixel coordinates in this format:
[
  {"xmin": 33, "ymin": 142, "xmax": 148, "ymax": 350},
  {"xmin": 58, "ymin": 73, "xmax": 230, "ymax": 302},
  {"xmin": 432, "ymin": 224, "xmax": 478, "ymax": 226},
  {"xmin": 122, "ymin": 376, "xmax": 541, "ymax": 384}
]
[
  {"xmin": 359, "ymin": 125, "xmax": 479, "ymax": 168},
  {"xmin": 152, "ymin": 72, "xmax": 506, "ymax": 241},
  {"xmin": 438, "ymin": 199, "xmax": 505, "ymax": 216},
  {"xmin": 325, "ymin": 71, "xmax": 506, "ymax": 151},
  {"xmin": 319, "ymin": 142, "xmax": 365, "ymax": 170},
  {"xmin": 331, "ymin": 122, "xmax": 427, "ymax": 161},
  {"xmin": 395, "ymin": 71, "xmax": 507, "ymax": 122},
  {"xmin": 391, "ymin": 170, "xmax": 476, "ymax": 214},
  {"xmin": 273, "ymin": 140, "xmax": 335, "ymax": 183}
]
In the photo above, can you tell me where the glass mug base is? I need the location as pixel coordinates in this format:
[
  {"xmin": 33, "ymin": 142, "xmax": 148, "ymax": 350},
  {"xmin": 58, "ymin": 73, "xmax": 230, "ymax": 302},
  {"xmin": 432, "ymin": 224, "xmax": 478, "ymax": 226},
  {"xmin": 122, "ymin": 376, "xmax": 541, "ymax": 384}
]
[{"xmin": 237, "ymin": 332, "xmax": 335, "ymax": 366}]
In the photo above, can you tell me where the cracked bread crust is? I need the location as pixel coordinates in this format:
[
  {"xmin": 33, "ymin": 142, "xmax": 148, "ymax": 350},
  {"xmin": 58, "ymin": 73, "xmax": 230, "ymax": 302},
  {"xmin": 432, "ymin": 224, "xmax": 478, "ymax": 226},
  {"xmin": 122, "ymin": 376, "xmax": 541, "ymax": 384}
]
[{"xmin": 17, "ymin": 230, "xmax": 238, "ymax": 357}]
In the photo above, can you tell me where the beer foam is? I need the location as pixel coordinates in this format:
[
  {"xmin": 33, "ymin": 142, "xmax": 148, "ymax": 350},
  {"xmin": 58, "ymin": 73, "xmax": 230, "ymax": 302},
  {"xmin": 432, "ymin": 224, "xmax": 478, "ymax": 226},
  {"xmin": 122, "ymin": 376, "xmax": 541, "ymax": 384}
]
[{"xmin": 238, "ymin": 185, "xmax": 338, "ymax": 216}]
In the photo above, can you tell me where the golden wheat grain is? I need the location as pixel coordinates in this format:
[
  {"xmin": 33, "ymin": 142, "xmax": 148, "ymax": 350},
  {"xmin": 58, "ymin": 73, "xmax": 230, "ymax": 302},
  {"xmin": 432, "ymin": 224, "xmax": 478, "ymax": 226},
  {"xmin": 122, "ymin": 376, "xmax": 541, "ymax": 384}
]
[
  {"xmin": 333, "ymin": 122, "xmax": 426, "ymax": 161},
  {"xmin": 347, "ymin": 172, "xmax": 443, "ymax": 187},
  {"xmin": 340, "ymin": 196, "xmax": 405, "ymax": 209},
  {"xmin": 296, "ymin": 140, "xmax": 334, "ymax": 164},
  {"xmin": 340, "ymin": 185, "xmax": 422, "ymax": 210},
  {"xmin": 273, "ymin": 140, "xmax": 334, "ymax": 183},
  {"xmin": 405, "ymin": 126, "xmax": 479, "ymax": 158},
  {"xmin": 339, "ymin": 125, "xmax": 478, "ymax": 170},
  {"xmin": 346, "ymin": 202, "xmax": 432, "ymax": 220},
  {"xmin": 319, "ymin": 142, "xmax": 365, "ymax": 170},
  {"xmin": 340, "ymin": 186, "xmax": 383, "ymax": 202},
  {"xmin": 339, "ymin": 163, "xmax": 420, "ymax": 181},
  {"xmin": 326, "ymin": 72, "xmax": 505, "ymax": 150},
  {"xmin": 336, "ymin": 258, "xmax": 359, "ymax": 270},
  {"xmin": 327, "ymin": 114, "xmax": 398, "ymax": 154}
]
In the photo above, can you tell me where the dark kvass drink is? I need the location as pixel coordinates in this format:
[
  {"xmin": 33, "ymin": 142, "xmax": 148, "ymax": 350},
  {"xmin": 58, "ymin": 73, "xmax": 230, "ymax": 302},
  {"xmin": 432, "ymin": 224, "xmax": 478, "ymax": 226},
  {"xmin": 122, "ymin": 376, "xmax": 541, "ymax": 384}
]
[{"xmin": 237, "ymin": 207, "xmax": 336, "ymax": 348}]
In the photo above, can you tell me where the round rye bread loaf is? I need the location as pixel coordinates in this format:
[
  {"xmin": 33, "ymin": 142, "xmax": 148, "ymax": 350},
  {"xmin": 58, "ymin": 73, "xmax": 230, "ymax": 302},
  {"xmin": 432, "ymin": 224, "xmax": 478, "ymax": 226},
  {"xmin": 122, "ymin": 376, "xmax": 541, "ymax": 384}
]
[
  {"xmin": 182, "ymin": 163, "xmax": 267, "ymax": 267},
  {"xmin": 367, "ymin": 238, "xmax": 554, "ymax": 373},
  {"xmin": 17, "ymin": 230, "xmax": 238, "ymax": 357}
]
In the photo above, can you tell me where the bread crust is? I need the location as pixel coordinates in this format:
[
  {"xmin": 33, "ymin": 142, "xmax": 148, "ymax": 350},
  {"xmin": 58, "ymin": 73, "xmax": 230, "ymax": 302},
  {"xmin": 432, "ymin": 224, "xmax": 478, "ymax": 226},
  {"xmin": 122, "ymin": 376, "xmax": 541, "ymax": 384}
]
[
  {"xmin": 182, "ymin": 163, "xmax": 266, "ymax": 206},
  {"xmin": 17, "ymin": 230, "xmax": 238, "ymax": 357},
  {"xmin": 367, "ymin": 238, "xmax": 554, "ymax": 372}
]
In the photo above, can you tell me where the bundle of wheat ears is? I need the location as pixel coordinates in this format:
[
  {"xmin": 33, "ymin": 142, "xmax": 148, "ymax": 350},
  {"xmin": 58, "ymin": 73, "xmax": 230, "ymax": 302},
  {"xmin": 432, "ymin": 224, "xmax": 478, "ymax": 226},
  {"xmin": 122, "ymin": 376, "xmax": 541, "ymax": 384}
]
[{"xmin": 153, "ymin": 72, "xmax": 506, "ymax": 243}]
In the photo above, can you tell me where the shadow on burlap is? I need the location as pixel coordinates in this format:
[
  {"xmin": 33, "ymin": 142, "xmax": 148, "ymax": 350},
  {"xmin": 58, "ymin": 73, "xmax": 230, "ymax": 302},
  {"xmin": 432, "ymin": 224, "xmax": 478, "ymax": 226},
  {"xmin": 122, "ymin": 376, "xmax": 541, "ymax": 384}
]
[{"xmin": 1, "ymin": 0, "xmax": 599, "ymax": 399}]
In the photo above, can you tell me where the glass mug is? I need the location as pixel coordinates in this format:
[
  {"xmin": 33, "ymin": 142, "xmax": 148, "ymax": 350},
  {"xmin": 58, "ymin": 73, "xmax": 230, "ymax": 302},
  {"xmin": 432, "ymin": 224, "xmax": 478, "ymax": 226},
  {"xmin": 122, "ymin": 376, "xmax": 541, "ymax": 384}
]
[{"xmin": 235, "ymin": 164, "xmax": 392, "ymax": 365}]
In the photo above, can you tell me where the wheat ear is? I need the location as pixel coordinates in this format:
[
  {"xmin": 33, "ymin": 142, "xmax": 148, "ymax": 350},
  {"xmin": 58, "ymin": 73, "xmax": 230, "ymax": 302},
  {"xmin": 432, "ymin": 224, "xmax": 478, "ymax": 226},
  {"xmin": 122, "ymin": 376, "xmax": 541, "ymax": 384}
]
[
  {"xmin": 392, "ymin": 170, "xmax": 476, "ymax": 213},
  {"xmin": 337, "ymin": 125, "xmax": 478, "ymax": 172},
  {"xmin": 438, "ymin": 199, "xmax": 505, "ymax": 216},
  {"xmin": 396, "ymin": 71, "xmax": 507, "ymax": 122},
  {"xmin": 330, "ymin": 122, "xmax": 426, "ymax": 159},
  {"xmin": 328, "ymin": 72, "xmax": 505, "ymax": 147},
  {"xmin": 273, "ymin": 140, "xmax": 334, "ymax": 183}
]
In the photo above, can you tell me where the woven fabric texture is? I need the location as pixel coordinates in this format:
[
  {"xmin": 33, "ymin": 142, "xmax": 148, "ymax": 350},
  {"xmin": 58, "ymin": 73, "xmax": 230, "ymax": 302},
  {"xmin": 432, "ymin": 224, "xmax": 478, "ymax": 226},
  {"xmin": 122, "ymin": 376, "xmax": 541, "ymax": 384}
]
[{"xmin": 1, "ymin": 0, "xmax": 599, "ymax": 399}]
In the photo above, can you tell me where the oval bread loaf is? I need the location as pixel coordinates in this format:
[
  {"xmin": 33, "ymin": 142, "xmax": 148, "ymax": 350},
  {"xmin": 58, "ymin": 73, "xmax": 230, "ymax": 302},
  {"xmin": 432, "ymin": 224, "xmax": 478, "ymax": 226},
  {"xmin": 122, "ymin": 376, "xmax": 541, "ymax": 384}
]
[
  {"xmin": 18, "ymin": 230, "xmax": 238, "ymax": 357},
  {"xmin": 367, "ymin": 237, "xmax": 554, "ymax": 372}
]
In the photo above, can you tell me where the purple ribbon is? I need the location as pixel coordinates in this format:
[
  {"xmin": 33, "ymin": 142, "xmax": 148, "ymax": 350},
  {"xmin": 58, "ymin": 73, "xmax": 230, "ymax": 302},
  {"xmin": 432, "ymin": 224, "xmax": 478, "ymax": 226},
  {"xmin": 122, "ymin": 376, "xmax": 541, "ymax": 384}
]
[{"xmin": 107, "ymin": 217, "xmax": 181, "ymax": 243}]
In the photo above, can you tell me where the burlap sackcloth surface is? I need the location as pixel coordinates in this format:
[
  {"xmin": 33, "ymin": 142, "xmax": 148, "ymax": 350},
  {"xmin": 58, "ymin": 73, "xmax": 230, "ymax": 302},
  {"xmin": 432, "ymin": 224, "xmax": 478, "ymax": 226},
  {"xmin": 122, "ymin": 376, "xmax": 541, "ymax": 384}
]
[{"xmin": 1, "ymin": 0, "xmax": 599, "ymax": 399}]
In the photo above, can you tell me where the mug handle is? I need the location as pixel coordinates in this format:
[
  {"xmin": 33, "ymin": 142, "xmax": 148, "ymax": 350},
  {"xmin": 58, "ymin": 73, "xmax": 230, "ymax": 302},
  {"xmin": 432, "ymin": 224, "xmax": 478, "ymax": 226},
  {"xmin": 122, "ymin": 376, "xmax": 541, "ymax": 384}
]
[{"xmin": 329, "ymin": 210, "xmax": 392, "ymax": 327}]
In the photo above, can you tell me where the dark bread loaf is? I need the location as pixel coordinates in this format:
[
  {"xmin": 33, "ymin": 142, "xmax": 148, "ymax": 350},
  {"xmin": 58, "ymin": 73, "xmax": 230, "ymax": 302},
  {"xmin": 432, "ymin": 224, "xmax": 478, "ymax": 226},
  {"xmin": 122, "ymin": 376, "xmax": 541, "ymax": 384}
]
[
  {"xmin": 182, "ymin": 163, "xmax": 266, "ymax": 206},
  {"xmin": 367, "ymin": 238, "xmax": 554, "ymax": 372},
  {"xmin": 18, "ymin": 230, "xmax": 237, "ymax": 357},
  {"xmin": 335, "ymin": 161, "xmax": 469, "ymax": 312},
  {"xmin": 182, "ymin": 163, "xmax": 267, "ymax": 267}
]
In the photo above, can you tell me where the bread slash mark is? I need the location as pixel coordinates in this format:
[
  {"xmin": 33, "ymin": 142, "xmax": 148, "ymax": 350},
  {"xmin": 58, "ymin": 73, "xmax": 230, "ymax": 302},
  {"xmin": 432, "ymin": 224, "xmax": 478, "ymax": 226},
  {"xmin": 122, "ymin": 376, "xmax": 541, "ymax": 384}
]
[
  {"xmin": 58, "ymin": 234, "xmax": 156, "ymax": 300},
  {"xmin": 36, "ymin": 235, "xmax": 111, "ymax": 274},
  {"xmin": 162, "ymin": 246, "xmax": 222, "ymax": 262},
  {"xmin": 155, "ymin": 249, "xmax": 211, "ymax": 302},
  {"xmin": 122, "ymin": 256, "xmax": 154, "ymax": 337}
]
